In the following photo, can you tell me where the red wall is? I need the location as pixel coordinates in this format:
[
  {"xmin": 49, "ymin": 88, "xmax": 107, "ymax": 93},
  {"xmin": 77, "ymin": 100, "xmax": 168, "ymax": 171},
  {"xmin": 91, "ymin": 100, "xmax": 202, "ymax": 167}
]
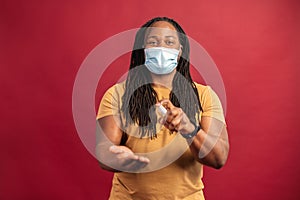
[{"xmin": 1, "ymin": 0, "xmax": 299, "ymax": 199}]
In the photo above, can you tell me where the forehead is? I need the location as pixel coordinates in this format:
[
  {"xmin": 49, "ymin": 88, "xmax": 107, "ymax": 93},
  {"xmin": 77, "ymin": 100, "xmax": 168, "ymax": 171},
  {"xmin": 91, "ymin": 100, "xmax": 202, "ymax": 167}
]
[{"xmin": 145, "ymin": 21, "xmax": 178, "ymax": 38}]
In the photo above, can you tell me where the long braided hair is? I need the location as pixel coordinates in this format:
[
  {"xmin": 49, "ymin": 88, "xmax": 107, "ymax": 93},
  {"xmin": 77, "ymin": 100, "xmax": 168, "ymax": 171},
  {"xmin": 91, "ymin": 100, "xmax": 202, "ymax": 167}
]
[{"xmin": 121, "ymin": 17, "xmax": 202, "ymax": 139}]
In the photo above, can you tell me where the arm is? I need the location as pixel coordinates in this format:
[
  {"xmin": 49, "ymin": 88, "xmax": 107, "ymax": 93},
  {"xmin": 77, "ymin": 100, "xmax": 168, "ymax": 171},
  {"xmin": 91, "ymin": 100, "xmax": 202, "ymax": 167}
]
[
  {"xmin": 95, "ymin": 116, "xmax": 150, "ymax": 172},
  {"xmin": 189, "ymin": 116, "xmax": 229, "ymax": 169}
]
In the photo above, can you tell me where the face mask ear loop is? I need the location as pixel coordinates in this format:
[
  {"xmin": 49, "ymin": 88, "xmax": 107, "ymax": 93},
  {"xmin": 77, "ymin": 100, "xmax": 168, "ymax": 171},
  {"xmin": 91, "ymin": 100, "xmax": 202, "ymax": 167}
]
[
  {"xmin": 178, "ymin": 45, "xmax": 183, "ymax": 58},
  {"xmin": 179, "ymin": 45, "xmax": 183, "ymax": 51}
]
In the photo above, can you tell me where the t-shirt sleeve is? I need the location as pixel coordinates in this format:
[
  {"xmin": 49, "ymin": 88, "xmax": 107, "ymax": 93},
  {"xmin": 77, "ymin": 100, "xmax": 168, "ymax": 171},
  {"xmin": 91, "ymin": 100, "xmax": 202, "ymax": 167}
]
[
  {"xmin": 96, "ymin": 85, "xmax": 120, "ymax": 120},
  {"xmin": 199, "ymin": 85, "xmax": 226, "ymax": 124}
]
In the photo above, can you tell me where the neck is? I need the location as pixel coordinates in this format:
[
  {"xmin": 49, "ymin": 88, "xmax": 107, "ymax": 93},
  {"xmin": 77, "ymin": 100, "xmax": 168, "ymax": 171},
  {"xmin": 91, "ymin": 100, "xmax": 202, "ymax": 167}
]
[{"xmin": 150, "ymin": 70, "xmax": 176, "ymax": 89}]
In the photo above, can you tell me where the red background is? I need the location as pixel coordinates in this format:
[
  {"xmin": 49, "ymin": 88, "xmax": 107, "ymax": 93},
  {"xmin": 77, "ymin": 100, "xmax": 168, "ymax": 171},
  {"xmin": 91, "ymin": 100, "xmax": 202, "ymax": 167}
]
[{"xmin": 1, "ymin": 0, "xmax": 300, "ymax": 199}]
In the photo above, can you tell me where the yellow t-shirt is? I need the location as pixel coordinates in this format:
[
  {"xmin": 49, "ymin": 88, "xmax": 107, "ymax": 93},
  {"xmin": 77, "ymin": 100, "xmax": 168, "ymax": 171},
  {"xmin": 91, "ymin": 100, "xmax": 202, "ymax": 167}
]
[{"xmin": 97, "ymin": 81, "xmax": 225, "ymax": 200}]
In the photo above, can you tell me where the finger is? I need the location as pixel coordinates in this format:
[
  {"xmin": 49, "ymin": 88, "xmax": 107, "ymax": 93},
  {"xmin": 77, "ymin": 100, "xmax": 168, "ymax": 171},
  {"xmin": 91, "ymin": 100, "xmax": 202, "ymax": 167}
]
[
  {"xmin": 160, "ymin": 99, "xmax": 175, "ymax": 110},
  {"xmin": 165, "ymin": 108, "xmax": 180, "ymax": 124},
  {"xmin": 130, "ymin": 157, "xmax": 150, "ymax": 170},
  {"xmin": 121, "ymin": 156, "xmax": 149, "ymax": 170},
  {"xmin": 117, "ymin": 152, "xmax": 138, "ymax": 160},
  {"xmin": 138, "ymin": 156, "xmax": 150, "ymax": 163},
  {"xmin": 109, "ymin": 145, "xmax": 124, "ymax": 154},
  {"xmin": 135, "ymin": 161, "xmax": 148, "ymax": 169},
  {"xmin": 170, "ymin": 112, "xmax": 184, "ymax": 129},
  {"xmin": 121, "ymin": 156, "xmax": 136, "ymax": 166},
  {"xmin": 164, "ymin": 122, "xmax": 176, "ymax": 132},
  {"xmin": 158, "ymin": 116, "xmax": 166, "ymax": 124}
]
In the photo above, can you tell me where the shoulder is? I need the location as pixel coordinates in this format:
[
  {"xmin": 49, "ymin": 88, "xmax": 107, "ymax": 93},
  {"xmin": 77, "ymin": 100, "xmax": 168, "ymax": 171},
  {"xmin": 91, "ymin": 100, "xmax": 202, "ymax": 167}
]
[
  {"xmin": 97, "ymin": 81, "xmax": 126, "ymax": 119},
  {"xmin": 193, "ymin": 82, "xmax": 225, "ymax": 123},
  {"xmin": 193, "ymin": 82, "xmax": 221, "ymax": 109},
  {"xmin": 104, "ymin": 81, "xmax": 126, "ymax": 96},
  {"xmin": 99, "ymin": 81, "xmax": 126, "ymax": 105},
  {"xmin": 108, "ymin": 81, "xmax": 126, "ymax": 91}
]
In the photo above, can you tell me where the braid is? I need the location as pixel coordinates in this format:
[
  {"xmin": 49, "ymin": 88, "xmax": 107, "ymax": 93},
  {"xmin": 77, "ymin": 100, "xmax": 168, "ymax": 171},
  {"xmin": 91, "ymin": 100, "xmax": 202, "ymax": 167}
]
[{"xmin": 121, "ymin": 17, "xmax": 202, "ymax": 139}]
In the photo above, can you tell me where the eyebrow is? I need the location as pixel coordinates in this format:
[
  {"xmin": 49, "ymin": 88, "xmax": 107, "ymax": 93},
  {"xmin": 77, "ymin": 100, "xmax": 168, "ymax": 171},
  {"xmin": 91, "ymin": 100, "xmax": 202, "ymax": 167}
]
[{"xmin": 146, "ymin": 35, "xmax": 177, "ymax": 39}]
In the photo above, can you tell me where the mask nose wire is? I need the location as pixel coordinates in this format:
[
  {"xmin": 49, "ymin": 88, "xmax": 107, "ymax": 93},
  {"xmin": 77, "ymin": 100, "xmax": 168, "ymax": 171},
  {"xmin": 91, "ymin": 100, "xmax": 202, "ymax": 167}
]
[{"xmin": 142, "ymin": 44, "xmax": 182, "ymax": 50}]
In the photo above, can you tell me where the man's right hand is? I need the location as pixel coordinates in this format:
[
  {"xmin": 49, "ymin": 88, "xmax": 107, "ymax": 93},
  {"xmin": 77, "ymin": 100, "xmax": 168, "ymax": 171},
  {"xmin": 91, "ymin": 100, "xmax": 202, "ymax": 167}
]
[{"xmin": 108, "ymin": 145, "xmax": 150, "ymax": 171}]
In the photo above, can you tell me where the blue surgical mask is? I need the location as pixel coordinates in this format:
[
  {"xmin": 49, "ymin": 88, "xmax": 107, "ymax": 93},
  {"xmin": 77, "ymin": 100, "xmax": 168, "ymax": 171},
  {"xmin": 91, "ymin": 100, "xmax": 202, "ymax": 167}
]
[{"xmin": 144, "ymin": 47, "xmax": 180, "ymax": 75}]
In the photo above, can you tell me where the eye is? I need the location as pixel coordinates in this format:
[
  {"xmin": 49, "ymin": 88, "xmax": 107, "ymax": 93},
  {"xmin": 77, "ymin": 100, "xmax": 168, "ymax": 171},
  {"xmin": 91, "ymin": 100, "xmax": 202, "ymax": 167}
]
[
  {"xmin": 146, "ymin": 39, "xmax": 158, "ymax": 46},
  {"xmin": 166, "ymin": 40, "xmax": 175, "ymax": 46}
]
